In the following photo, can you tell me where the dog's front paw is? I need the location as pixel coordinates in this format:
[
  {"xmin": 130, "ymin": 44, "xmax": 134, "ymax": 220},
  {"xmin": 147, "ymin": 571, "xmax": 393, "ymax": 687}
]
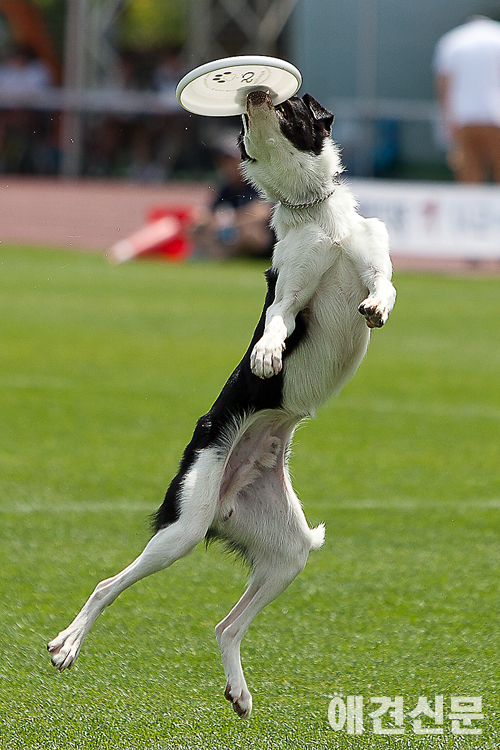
[
  {"xmin": 358, "ymin": 296, "xmax": 391, "ymax": 328},
  {"xmin": 250, "ymin": 337, "xmax": 284, "ymax": 379}
]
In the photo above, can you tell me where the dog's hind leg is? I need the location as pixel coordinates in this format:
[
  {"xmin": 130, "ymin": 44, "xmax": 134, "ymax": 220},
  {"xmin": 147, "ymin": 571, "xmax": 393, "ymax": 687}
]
[
  {"xmin": 48, "ymin": 525, "xmax": 200, "ymax": 671},
  {"xmin": 215, "ymin": 553, "xmax": 309, "ymax": 718},
  {"xmin": 48, "ymin": 448, "xmax": 222, "ymax": 671},
  {"xmin": 214, "ymin": 450, "xmax": 324, "ymax": 718}
]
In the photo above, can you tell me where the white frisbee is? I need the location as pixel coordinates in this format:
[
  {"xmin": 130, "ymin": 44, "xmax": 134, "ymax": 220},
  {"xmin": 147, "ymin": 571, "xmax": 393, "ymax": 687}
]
[{"xmin": 176, "ymin": 55, "xmax": 302, "ymax": 117}]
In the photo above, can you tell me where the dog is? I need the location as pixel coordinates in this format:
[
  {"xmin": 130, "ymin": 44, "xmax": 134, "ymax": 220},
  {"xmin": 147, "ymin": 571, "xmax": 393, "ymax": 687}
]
[{"xmin": 48, "ymin": 91, "xmax": 396, "ymax": 719}]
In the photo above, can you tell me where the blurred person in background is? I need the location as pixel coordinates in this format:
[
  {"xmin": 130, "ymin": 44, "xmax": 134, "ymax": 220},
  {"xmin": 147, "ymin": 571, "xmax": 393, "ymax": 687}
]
[
  {"xmin": 0, "ymin": 44, "xmax": 52, "ymax": 90},
  {"xmin": 434, "ymin": 15, "xmax": 500, "ymax": 183},
  {"xmin": 152, "ymin": 47, "xmax": 185, "ymax": 99},
  {"xmin": 0, "ymin": 45, "xmax": 55, "ymax": 173},
  {"xmin": 192, "ymin": 133, "xmax": 274, "ymax": 260}
]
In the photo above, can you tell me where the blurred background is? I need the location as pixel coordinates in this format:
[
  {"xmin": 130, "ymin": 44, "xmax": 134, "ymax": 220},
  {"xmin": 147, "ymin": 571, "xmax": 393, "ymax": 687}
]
[
  {"xmin": 2, "ymin": 7, "xmax": 500, "ymax": 747},
  {"xmin": 1, "ymin": 0, "xmax": 499, "ymax": 266},
  {"xmin": 1, "ymin": 0, "xmax": 499, "ymax": 180}
]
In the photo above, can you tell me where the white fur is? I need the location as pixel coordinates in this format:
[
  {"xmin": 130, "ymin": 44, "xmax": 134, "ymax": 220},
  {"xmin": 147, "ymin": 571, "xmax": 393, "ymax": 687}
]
[
  {"xmin": 242, "ymin": 100, "xmax": 395, "ymax": 407},
  {"xmin": 48, "ymin": 95, "xmax": 395, "ymax": 720}
]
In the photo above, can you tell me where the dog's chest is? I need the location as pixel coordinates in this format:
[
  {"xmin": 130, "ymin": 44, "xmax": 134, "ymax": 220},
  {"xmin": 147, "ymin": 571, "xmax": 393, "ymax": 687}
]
[{"xmin": 282, "ymin": 258, "xmax": 370, "ymax": 414}]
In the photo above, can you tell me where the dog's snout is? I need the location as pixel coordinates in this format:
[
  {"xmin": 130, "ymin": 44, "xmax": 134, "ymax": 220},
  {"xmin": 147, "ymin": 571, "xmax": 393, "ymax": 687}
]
[{"xmin": 246, "ymin": 90, "xmax": 273, "ymax": 109}]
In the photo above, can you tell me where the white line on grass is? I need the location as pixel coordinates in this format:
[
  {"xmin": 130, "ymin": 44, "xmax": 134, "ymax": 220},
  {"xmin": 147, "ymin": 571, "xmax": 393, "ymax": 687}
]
[
  {"xmin": 1, "ymin": 498, "xmax": 499, "ymax": 514},
  {"xmin": 0, "ymin": 500, "xmax": 154, "ymax": 514},
  {"xmin": 330, "ymin": 498, "xmax": 500, "ymax": 510},
  {"xmin": 2, "ymin": 378, "xmax": 499, "ymax": 421},
  {"xmin": 337, "ymin": 397, "xmax": 500, "ymax": 422}
]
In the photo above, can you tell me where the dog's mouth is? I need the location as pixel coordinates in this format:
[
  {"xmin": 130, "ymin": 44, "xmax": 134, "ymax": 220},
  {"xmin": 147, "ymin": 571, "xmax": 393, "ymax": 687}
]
[
  {"xmin": 240, "ymin": 91, "xmax": 295, "ymax": 161},
  {"xmin": 244, "ymin": 90, "xmax": 290, "ymax": 127},
  {"xmin": 246, "ymin": 89, "xmax": 273, "ymax": 109}
]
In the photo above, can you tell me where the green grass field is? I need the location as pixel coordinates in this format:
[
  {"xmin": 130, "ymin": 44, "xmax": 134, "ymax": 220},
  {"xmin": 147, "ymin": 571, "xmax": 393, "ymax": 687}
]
[{"xmin": 0, "ymin": 244, "xmax": 499, "ymax": 749}]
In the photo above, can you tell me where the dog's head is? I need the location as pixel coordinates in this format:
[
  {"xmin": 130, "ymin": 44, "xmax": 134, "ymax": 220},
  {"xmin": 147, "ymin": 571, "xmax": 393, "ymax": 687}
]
[{"xmin": 239, "ymin": 92, "xmax": 342, "ymax": 206}]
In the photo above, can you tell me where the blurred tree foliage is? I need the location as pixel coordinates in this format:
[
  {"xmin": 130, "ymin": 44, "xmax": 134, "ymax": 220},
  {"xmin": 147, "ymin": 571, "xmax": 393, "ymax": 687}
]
[
  {"xmin": 120, "ymin": 0, "xmax": 189, "ymax": 49},
  {"xmin": 31, "ymin": 0, "xmax": 189, "ymax": 54}
]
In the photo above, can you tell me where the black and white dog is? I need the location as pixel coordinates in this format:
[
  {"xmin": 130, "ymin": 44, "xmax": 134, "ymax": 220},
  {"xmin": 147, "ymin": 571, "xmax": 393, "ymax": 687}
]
[{"xmin": 48, "ymin": 91, "xmax": 396, "ymax": 718}]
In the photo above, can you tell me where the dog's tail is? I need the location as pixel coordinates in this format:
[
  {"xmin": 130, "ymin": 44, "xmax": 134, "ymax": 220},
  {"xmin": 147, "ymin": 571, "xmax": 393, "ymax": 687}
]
[{"xmin": 309, "ymin": 523, "xmax": 326, "ymax": 551}]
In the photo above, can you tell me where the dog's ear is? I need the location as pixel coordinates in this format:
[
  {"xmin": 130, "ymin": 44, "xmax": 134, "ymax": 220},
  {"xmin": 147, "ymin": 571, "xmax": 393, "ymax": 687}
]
[{"xmin": 302, "ymin": 94, "xmax": 334, "ymax": 135}]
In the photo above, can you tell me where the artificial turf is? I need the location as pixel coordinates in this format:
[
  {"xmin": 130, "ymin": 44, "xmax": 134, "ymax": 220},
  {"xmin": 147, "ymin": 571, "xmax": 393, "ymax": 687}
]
[{"xmin": 0, "ymin": 245, "xmax": 499, "ymax": 749}]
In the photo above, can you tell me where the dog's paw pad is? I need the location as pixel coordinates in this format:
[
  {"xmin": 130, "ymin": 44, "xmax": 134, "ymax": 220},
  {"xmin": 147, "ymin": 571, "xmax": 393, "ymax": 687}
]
[
  {"xmin": 48, "ymin": 629, "xmax": 83, "ymax": 671},
  {"xmin": 225, "ymin": 683, "xmax": 253, "ymax": 718},
  {"xmin": 358, "ymin": 297, "xmax": 388, "ymax": 328}
]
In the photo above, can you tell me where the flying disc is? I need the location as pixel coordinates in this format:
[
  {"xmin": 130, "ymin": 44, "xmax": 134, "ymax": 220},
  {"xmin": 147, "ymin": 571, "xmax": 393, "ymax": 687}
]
[{"xmin": 176, "ymin": 55, "xmax": 302, "ymax": 117}]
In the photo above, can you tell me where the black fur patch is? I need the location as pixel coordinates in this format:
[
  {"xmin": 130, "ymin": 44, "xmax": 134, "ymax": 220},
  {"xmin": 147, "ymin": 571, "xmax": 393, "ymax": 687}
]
[
  {"xmin": 205, "ymin": 529, "xmax": 253, "ymax": 569},
  {"xmin": 238, "ymin": 94, "xmax": 334, "ymax": 161},
  {"xmin": 277, "ymin": 95, "xmax": 334, "ymax": 156},
  {"xmin": 237, "ymin": 128, "xmax": 253, "ymax": 162},
  {"xmin": 152, "ymin": 268, "xmax": 307, "ymax": 533}
]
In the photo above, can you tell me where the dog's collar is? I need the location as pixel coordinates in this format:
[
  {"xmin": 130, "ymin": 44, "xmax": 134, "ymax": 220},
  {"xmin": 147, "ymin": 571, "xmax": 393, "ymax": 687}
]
[{"xmin": 278, "ymin": 173, "xmax": 341, "ymax": 210}]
